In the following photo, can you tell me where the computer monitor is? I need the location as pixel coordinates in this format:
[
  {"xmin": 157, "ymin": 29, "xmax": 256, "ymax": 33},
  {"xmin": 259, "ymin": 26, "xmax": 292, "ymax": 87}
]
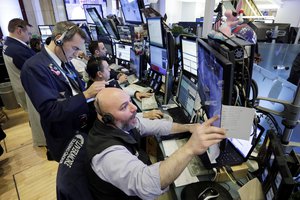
[
  {"xmin": 149, "ymin": 45, "xmax": 168, "ymax": 75},
  {"xmin": 178, "ymin": 21, "xmax": 202, "ymax": 35},
  {"xmin": 197, "ymin": 38, "xmax": 234, "ymax": 126},
  {"xmin": 147, "ymin": 17, "xmax": 165, "ymax": 48},
  {"xmin": 177, "ymin": 74, "xmax": 198, "ymax": 120},
  {"xmin": 180, "ymin": 35, "xmax": 197, "ymax": 77},
  {"xmin": 88, "ymin": 25, "xmax": 98, "ymax": 41},
  {"xmin": 101, "ymin": 18, "xmax": 119, "ymax": 39},
  {"xmin": 79, "ymin": 24, "xmax": 92, "ymax": 44},
  {"xmin": 86, "ymin": 7, "xmax": 108, "ymax": 37},
  {"xmin": 115, "ymin": 43, "xmax": 132, "ymax": 62},
  {"xmin": 98, "ymin": 36, "xmax": 114, "ymax": 57},
  {"xmin": 130, "ymin": 48, "xmax": 141, "ymax": 79},
  {"xmin": 83, "ymin": 4, "xmax": 103, "ymax": 23},
  {"xmin": 120, "ymin": 0, "xmax": 144, "ymax": 24},
  {"xmin": 117, "ymin": 25, "xmax": 134, "ymax": 44},
  {"xmin": 38, "ymin": 25, "xmax": 54, "ymax": 44}
]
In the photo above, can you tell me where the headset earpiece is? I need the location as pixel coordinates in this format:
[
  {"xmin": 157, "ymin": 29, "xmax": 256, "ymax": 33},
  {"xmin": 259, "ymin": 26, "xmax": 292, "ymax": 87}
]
[
  {"xmin": 102, "ymin": 113, "xmax": 115, "ymax": 125},
  {"xmin": 54, "ymin": 25, "xmax": 76, "ymax": 46}
]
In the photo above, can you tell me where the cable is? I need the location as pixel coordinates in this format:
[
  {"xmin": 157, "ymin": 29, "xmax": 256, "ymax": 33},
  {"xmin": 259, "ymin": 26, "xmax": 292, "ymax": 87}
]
[
  {"xmin": 211, "ymin": 167, "xmax": 219, "ymax": 181},
  {"xmin": 223, "ymin": 166, "xmax": 244, "ymax": 187},
  {"xmin": 222, "ymin": 166, "xmax": 237, "ymax": 185}
]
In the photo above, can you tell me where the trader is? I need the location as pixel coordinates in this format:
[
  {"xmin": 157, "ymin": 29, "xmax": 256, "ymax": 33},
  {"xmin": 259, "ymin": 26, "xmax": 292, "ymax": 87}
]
[
  {"xmin": 86, "ymin": 88, "xmax": 226, "ymax": 199},
  {"xmin": 21, "ymin": 21, "xmax": 105, "ymax": 161}
]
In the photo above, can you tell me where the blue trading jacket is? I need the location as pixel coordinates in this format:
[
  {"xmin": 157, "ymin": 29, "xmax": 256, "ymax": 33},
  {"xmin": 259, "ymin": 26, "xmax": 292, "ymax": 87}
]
[{"xmin": 21, "ymin": 47, "xmax": 89, "ymax": 161}]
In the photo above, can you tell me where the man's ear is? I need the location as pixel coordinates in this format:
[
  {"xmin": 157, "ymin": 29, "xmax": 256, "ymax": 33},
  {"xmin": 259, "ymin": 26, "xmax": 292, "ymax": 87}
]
[
  {"xmin": 97, "ymin": 71, "xmax": 103, "ymax": 79},
  {"xmin": 95, "ymin": 49, "xmax": 100, "ymax": 55}
]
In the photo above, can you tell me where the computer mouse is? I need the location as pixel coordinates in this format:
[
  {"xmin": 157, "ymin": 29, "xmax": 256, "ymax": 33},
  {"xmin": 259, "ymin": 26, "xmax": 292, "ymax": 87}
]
[{"xmin": 197, "ymin": 187, "xmax": 219, "ymax": 200}]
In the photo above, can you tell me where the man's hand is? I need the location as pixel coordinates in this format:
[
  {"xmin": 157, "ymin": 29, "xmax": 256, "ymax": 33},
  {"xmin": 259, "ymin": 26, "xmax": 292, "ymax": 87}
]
[
  {"xmin": 143, "ymin": 110, "xmax": 164, "ymax": 119},
  {"xmin": 83, "ymin": 80, "xmax": 106, "ymax": 99},
  {"xmin": 185, "ymin": 116, "xmax": 226, "ymax": 156},
  {"xmin": 135, "ymin": 92, "xmax": 152, "ymax": 101},
  {"xmin": 117, "ymin": 73, "xmax": 128, "ymax": 84}
]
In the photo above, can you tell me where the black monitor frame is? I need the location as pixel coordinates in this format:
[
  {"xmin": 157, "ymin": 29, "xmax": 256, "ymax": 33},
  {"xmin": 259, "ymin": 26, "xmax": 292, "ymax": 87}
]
[
  {"xmin": 79, "ymin": 23, "xmax": 92, "ymax": 44},
  {"xmin": 101, "ymin": 18, "xmax": 119, "ymax": 39},
  {"xmin": 180, "ymin": 34, "xmax": 198, "ymax": 78},
  {"xmin": 197, "ymin": 38, "xmax": 234, "ymax": 120},
  {"xmin": 119, "ymin": 0, "xmax": 144, "ymax": 24},
  {"xmin": 147, "ymin": 17, "xmax": 165, "ymax": 48},
  {"xmin": 98, "ymin": 36, "xmax": 115, "ymax": 57},
  {"xmin": 117, "ymin": 25, "xmax": 134, "ymax": 44},
  {"xmin": 83, "ymin": 4, "xmax": 103, "ymax": 23},
  {"xmin": 88, "ymin": 25, "xmax": 98, "ymax": 41},
  {"xmin": 86, "ymin": 7, "xmax": 109, "ymax": 37}
]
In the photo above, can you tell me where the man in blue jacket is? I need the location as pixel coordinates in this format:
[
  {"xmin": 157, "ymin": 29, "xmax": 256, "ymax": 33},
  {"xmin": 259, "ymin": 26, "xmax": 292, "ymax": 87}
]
[
  {"xmin": 21, "ymin": 21, "xmax": 106, "ymax": 161},
  {"xmin": 2, "ymin": 18, "xmax": 35, "ymax": 110}
]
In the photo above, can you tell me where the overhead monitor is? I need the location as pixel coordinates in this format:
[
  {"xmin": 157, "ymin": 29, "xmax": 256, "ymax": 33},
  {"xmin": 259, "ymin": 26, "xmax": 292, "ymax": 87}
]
[
  {"xmin": 119, "ymin": 0, "xmax": 144, "ymax": 24},
  {"xmin": 177, "ymin": 74, "xmax": 198, "ymax": 119},
  {"xmin": 79, "ymin": 24, "xmax": 92, "ymax": 44},
  {"xmin": 115, "ymin": 43, "xmax": 132, "ymax": 62},
  {"xmin": 38, "ymin": 25, "xmax": 54, "ymax": 44},
  {"xmin": 117, "ymin": 25, "xmax": 134, "ymax": 44},
  {"xmin": 197, "ymin": 38, "xmax": 234, "ymax": 126},
  {"xmin": 86, "ymin": 7, "xmax": 108, "ymax": 37},
  {"xmin": 149, "ymin": 45, "xmax": 168, "ymax": 75},
  {"xmin": 180, "ymin": 35, "xmax": 197, "ymax": 77},
  {"xmin": 147, "ymin": 17, "xmax": 165, "ymax": 48},
  {"xmin": 83, "ymin": 4, "xmax": 103, "ymax": 23},
  {"xmin": 64, "ymin": 0, "xmax": 107, "ymax": 21}
]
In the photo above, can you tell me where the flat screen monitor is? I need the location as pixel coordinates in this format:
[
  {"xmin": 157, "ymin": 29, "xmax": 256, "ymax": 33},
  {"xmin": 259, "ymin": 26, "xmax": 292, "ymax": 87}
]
[
  {"xmin": 98, "ymin": 36, "xmax": 114, "ymax": 57},
  {"xmin": 38, "ymin": 25, "xmax": 54, "ymax": 44},
  {"xmin": 79, "ymin": 24, "xmax": 92, "ymax": 44},
  {"xmin": 147, "ymin": 17, "xmax": 164, "ymax": 48},
  {"xmin": 130, "ymin": 48, "xmax": 141, "ymax": 79},
  {"xmin": 150, "ymin": 45, "xmax": 168, "ymax": 75},
  {"xmin": 83, "ymin": 4, "xmax": 103, "ymax": 23},
  {"xmin": 120, "ymin": 0, "xmax": 144, "ymax": 24},
  {"xmin": 180, "ymin": 35, "xmax": 197, "ymax": 77},
  {"xmin": 177, "ymin": 74, "xmax": 198, "ymax": 119},
  {"xmin": 64, "ymin": 0, "xmax": 106, "ymax": 21},
  {"xmin": 117, "ymin": 25, "xmax": 134, "ymax": 44},
  {"xmin": 86, "ymin": 7, "xmax": 108, "ymax": 37},
  {"xmin": 197, "ymin": 39, "xmax": 234, "ymax": 126},
  {"xmin": 115, "ymin": 43, "xmax": 132, "ymax": 62},
  {"xmin": 102, "ymin": 18, "xmax": 119, "ymax": 39},
  {"xmin": 89, "ymin": 25, "xmax": 98, "ymax": 41}
]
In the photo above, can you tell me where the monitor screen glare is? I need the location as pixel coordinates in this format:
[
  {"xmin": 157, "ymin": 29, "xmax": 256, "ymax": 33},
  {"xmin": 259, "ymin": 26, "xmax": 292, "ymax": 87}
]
[
  {"xmin": 182, "ymin": 38, "xmax": 197, "ymax": 76},
  {"xmin": 150, "ymin": 45, "xmax": 168, "ymax": 75},
  {"xmin": 147, "ymin": 17, "xmax": 164, "ymax": 48},
  {"xmin": 120, "ymin": 0, "xmax": 143, "ymax": 24},
  {"xmin": 116, "ymin": 43, "xmax": 132, "ymax": 62}
]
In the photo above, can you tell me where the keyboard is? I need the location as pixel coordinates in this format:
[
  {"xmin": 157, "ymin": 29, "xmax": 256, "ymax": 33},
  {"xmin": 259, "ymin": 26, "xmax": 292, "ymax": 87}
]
[
  {"xmin": 127, "ymin": 74, "xmax": 139, "ymax": 84},
  {"xmin": 142, "ymin": 95, "xmax": 158, "ymax": 111},
  {"xmin": 126, "ymin": 84, "xmax": 151, "ymax": 93},
  {"xmin": 167, "ymin": 107, "xmax": 190, "ymax": 124},
  {"xmin": 216, "ymin": 143, "xmax": 243, "ymax": 166}
]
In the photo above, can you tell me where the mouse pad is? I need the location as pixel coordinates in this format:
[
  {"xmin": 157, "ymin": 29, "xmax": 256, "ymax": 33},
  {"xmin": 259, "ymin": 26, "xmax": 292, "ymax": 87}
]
[{"xmin": 181, "ymin": 181, "xmax": 233, "ymax": 200}]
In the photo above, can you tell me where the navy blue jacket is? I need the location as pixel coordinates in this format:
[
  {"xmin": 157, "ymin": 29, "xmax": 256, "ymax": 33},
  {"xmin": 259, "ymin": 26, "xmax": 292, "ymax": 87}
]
[
  {"xmin": 3, "ymin": 37, "xmax": 36, "ymax": 70},
  {"xmin": 21, "ymin": 48, "xmax": 89, "ymax": 161}
]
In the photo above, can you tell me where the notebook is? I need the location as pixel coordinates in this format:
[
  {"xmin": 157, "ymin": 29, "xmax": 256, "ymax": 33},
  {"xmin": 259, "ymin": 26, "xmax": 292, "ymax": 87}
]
[{"xmin": 200, "ymin": 124, "xmax": 265, "ymax": 169}]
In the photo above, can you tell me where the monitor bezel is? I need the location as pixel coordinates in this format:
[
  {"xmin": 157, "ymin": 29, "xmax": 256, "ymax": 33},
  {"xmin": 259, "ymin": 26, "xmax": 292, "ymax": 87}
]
[
  {"xmin": 86, "ymin": 7, "xmax": 109, "ymax": 37},
  {"xmin": 83, "ymin": 4, "xmax": 104, "ymax": 23}
]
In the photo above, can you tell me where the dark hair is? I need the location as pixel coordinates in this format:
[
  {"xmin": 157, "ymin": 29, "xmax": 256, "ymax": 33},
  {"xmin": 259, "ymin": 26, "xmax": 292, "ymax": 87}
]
[
  {"xmin": 8, "ymin": 18, "xmax": 32, "ymax": 33},
  {"xmin": 51, "ymin": 21, "xmax": 86, "ymax": 42},
  {"xmin": 86, "ymin": 57, "xmax": 108, "ymax": 79},
  {"xmin": 30, "ymin": 38, "xmax": 42, "ymax": 52},
  {"xmin": 88, "ymin": 41, "xmax": 100, "ymax": 55}
]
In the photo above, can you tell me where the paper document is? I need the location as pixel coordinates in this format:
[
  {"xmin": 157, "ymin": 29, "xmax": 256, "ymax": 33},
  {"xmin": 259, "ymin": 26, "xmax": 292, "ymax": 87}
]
[{"xmin": 221, "ymin": 105, "xmax": 256, "ymax": 140}]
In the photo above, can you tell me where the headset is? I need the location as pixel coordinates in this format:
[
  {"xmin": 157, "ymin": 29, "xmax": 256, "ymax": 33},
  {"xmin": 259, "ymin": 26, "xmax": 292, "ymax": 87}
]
[
  {"xmin": 54, "ymin": 25, "xmax": 76, "ymax": 46},
  {"xmin": 94, "ymin": 99, "xmax": 115, "ymax": 125}
]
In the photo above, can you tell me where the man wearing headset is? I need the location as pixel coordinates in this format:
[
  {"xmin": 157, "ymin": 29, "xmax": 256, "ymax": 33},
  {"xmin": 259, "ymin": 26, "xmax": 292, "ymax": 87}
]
[
  {"xmin": 21, "ymin": 21, "xmax": 105, "ymax": 161},
  {"xmin": 86, "ymin": 88, "xmax": 226, "ymax": 200}
]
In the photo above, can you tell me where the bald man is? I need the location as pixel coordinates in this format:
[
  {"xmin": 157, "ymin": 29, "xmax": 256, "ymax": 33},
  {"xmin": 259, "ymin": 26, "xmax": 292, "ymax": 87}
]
[{"xmin": 86, "ymin": 88, "xmax": 226, "ymax": 200}]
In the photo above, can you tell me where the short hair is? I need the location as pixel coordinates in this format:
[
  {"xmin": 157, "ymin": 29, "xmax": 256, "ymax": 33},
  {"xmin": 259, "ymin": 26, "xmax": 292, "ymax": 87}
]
[
  {"xmin": 30, "ymin": 38, "xmax": 41, "ymax": 52},
  {"xmin": 86, "ymin": 57, "xmax": 108, "ymax": 79},
  {"xmin": 8, "ymin": 18, "xmax": 32, "ymax": 33},
  {"xmin": 45, "ymin": 36, "xmax": 52, "ymax": 45},
  {"xmin": 88, "ymin": 41, "xmax": 100, "ymax": 55},
  {"xmin": 51, "ymin": 21, "xmax": 86, "ymax": 42}
]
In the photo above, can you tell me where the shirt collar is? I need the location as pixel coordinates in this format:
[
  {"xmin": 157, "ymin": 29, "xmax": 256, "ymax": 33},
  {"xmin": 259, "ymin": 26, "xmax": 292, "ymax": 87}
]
[
  {"xmin": 8, "ymin": 36, "xmax": 29, "ymax": 47},
  {"xmin": 44, "ymin": 45, "xmax": 62, "ymax": 67}
]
